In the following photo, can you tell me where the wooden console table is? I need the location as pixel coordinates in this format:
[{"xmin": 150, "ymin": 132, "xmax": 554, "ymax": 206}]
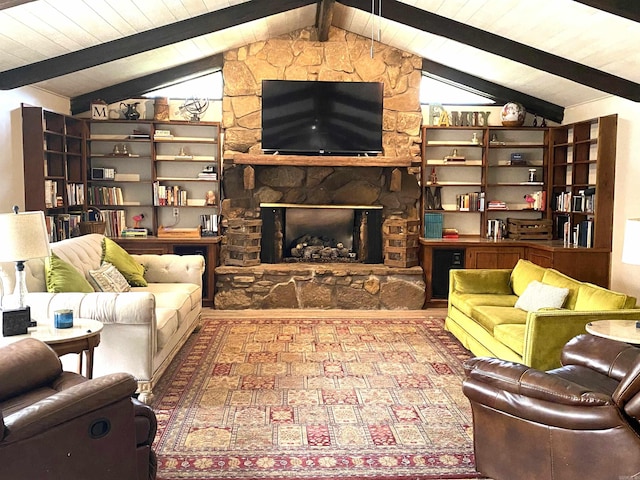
[
  {"xmin": 420, "ymin": 237, "xmax": 610, "ymax": 306},
  {"xmin": 114, "ymin": 236, "xmax": 221, "ymax": 307}
]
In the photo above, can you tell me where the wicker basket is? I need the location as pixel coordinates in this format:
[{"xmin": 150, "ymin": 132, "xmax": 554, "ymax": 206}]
[{"xmin": 79, "ymin": 207, "xmax": 106, "ymax": 235}]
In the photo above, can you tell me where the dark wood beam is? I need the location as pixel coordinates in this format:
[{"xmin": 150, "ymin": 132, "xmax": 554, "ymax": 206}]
[
  {"xmin": 0, "ymin": 0, "xmax": 315, "ymax": 90},
  {"xmin": 340, "ymin": 0, "xmax": 640, "ymax": 102},
  {"xmin": 422, "ymin": 59, "xmax": 564, "ymax": 123},
  {"xmin": 70, "ymin": 55, "xmax": 223, "ymax": 115},
  {"xmin": 316, "ymin": 0, "xmax": 336, "ymax": 41},
  {"xmin": 0, "ymin": 0, "xmax": 36, "ymax": 9},
  {"xmin": 573, "ymin": 0, "xmax": 640, "ymax": 23}
]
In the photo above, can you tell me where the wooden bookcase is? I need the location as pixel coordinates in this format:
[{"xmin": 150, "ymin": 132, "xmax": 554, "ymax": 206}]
[
  {"xmin": 421, "ymin": 125, "xmax": 548, "ymax": 237},
  {"xmin": 87, "ymin": 119, "xmax": 222, "ymax": 236},
  {"xmin": 548, "ymin": 114, "xmax": 617, "ymax": 250},
  {"xmin": 21, "ymin": 105, "xmax": 86, "ymax": 239}
]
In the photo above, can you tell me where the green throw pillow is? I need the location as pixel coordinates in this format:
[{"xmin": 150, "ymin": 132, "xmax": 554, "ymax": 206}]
[
  {"xmin": 45, "ymin": 251, "xmax": 94, "ymax": 293},
  {"xmin": 102, "ymin": 237, "xmax": 147, "ymax": 287}
]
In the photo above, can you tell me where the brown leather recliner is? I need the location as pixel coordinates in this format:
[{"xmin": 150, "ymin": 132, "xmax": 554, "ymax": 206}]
[
  {"xmin": 463, "ymin": 334, "xmax": 640, "ymax": 480},
  {"xmin": 0, "ymin": 338, "xmax": 157, "ymax": 480}
]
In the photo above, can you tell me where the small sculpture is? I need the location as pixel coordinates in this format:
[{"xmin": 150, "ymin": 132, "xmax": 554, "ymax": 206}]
[
  {"xmin": 132, "ymin": 213, "xmax": 144, "ymax": 228},
  {"xmin": 429, "ymin": 167, "xmax": 438, "ymax": 185},
  {"xmin": 205, "ymin": 190, "xmax": 216, "ymax": 206}
]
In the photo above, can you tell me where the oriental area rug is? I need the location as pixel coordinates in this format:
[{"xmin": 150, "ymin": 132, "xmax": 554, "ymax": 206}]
[{"xmin": 151, "ymin": 312, "xmax": 480, "ymax": 480}]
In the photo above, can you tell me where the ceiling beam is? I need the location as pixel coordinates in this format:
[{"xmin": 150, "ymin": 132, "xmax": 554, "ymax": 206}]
[
  {"xmin": 340, "ymin": 0, "xmax": 640, "ymax": 102},
  {"xmin": 572, "ymin": 0, "xmax": 640, "ymax": 23},
  {"xmin": 422, "ymin": 59, "xmax": 564, "ymax": 123},
  {"xmin": 0, "ymin": 0, "xmax": 315, "ymax": 90},
  {"xmin": 0, "ymin": 0, "xmax": 36, "ymax": 9},
  {"xmin": 70, "ymin": 55, "xmax": 224, "ymax": 115},
  {"xmin": 316, "ymin": 0, "xmax": 336, "ymax": 41}
]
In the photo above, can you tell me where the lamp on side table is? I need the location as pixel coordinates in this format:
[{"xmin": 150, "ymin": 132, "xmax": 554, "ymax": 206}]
[{"xmin": 0, "ymin": 206, "xmax": 51, "ymax": 336}]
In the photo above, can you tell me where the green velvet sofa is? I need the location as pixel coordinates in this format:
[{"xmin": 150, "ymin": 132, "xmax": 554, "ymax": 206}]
[{"xmin": 445, "ymin": 259, "xmax": 640, "ymax": 370}]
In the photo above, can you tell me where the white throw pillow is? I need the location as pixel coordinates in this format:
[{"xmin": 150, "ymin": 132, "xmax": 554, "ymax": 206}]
[
  {"xmin": 88, "ymin": 262, "xmax": 131, "ymax": 293},
  {"xmin": 515, "ymin": 280, "xmax": 569, "ymax": 312}
]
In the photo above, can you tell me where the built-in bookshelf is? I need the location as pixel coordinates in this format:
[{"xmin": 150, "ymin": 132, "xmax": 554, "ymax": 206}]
[
  {"xmin": 421, "ymin": 125, "xmax": 548, "ymax": 238},
  {"xmin": 85, "ymin": 119, "xmax": 221, "ymax": 236},
  {"xmin": 21, "ymin": 105, "xmax": 86, "ymax": 240},
  {"xmin": 549, "ymin": 114, "xmax": 617, "ymax": 249}
]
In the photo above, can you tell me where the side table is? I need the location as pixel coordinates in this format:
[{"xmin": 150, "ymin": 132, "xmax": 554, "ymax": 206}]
[
  {"xmin": 0, "ymin": 318, "xmax": 103, "ymax": 378},
  {"xmin": 585, "ymin": 319, "xmax": 640, "ymax": 345}
]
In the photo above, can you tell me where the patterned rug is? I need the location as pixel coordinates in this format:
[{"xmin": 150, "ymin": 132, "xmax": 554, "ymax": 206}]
[{"xmin": 151, "ymin": 314, "xmax": 479, "ymax": 479}]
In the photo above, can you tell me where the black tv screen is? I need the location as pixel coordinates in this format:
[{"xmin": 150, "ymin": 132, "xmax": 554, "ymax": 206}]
[{"xmin": 261, "ymin": 80, "xmax": 383, "ymax": 155}]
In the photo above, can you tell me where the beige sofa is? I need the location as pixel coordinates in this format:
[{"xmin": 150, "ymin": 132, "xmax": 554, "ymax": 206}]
[{"xmin": 0, "ymin": 234, "xmax": 204, "ymax": 402}]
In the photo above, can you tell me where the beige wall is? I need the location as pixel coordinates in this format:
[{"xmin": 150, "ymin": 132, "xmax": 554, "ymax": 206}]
[
  {"xmin": 0, "ymin": 86, "xmax": 69, "ymax": 213},
  {"xmin": 564, "ymin": 97, "xmax": 640, "ymax": 299}
]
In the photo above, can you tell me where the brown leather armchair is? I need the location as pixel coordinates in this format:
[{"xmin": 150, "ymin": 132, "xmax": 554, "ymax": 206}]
[
  {"xmin": 0, "ymin": 338, "xmax": 157, "ymax": 480},
  {"xmin": 463, "ymin": 334, "xmax": 640, "ymax": 480}
]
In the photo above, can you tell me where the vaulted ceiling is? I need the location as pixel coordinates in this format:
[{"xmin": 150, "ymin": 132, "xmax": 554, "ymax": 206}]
[{"xmin": 1, "ymin": 0, "xmax": 639, "ymax": 123}]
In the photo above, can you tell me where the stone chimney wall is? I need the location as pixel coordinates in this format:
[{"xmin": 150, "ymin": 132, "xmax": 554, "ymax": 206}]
[{"xmin": 222, "ymin": 26, "xmax": 423, "ymax": 158}]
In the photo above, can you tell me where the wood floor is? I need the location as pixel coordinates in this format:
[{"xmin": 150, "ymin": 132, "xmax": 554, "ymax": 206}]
[{"xmin": 201, "ymin": 307, "xmax": 450, "ymax": 319}]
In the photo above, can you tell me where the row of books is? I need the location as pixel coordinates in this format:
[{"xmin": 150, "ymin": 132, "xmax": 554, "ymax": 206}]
[
  {"xmin": 103, "ymin": 210, "xmax": 127, "ymax": 237},
  {"xmin": 44, "ymin": 179, "xmax": 61, "ymax": 208},
  {"xmin": 45, "ymin": 214, "xmax": 81, "ymax": 242},
  {"xmin": 456, "ymin": 192, "xmax": 485, "ymax": 211},
  {"xmin": 525, "ymin": 190, "xmax": 546, "ymax": 211},
  {"xmin": 556, "ymin": 215, "xmax": 594, "ymax": 248},
  {"xmin": 554, "ymin": 188, "xmax": 595, "ymax": 213},
  {"xmin": 153, "ymin": 181, "xmax": 188, "ymax": 206},
  {"xmin": 87, "ymin": 186, "xmax": 125, "ymax": 206},
  {"xmin": 66, "ymin": 182, "xmax": 85, "ymax": 206}
]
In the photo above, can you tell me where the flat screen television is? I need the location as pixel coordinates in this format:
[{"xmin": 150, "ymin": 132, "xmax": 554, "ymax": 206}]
[{"xmin": 261, "ymin": 80, "xmax": 384, "ymax": 155}]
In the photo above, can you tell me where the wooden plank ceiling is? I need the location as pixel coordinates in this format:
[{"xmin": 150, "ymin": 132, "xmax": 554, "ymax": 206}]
[{"xmin": 0, "ymin": 0, "xmax": 639, "ymax": 122}]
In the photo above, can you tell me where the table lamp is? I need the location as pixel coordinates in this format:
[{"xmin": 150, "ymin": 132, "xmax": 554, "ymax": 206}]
[
  {"xmin": 622, "ymin": 218, "xmax": 640, "ymax": 266},
  {"xmin": 0, "ymin": 206, "xmax": 51, "ymax": 336}
]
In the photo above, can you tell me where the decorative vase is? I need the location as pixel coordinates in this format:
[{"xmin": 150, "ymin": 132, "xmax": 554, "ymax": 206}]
[{"xmin": 501, "ymin": 102, "xmax": 526, "ymax": 127}]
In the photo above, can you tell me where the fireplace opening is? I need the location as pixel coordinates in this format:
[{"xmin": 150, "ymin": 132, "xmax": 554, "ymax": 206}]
[{"xmin": 260, "ymin": 203, "xmax": 383, "ymax": 264}]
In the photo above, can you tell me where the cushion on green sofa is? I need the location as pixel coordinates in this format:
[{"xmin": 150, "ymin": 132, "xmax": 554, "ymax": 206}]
[
  {"xmin": 451, "ymin": 270, "xmax": 513, "ymax": 295},
  {"xmin": 472, "ymin": 305, "xmax": 528, "ymax": 334},
  {"xmin": 493, "ymin": 323, "xmax": 526, "ymax": 356},
  {"xmin": 514, "ymin": 280, "xmax": 569, "ymax": 311},
  {"xmin": 510, "ymin": 259, "xmax": 546, "ymax": 297},
  {"xmin": 450, "ymin": 292, "xmax": 518, "ymax": 318},
  {"xmin": 45, "ymin": 251, "xmax": 95, "ymax": 293},
  {"xmin": 541, "ymin": 269, "xmax": 582, "ymax": 310},
  {"xmin": 102, "ymin": 237, "xmax": 147, "ymax": 287},
  {"xmin": 574, "ymin": 283, "xmax": 631, "ymax": 311}
]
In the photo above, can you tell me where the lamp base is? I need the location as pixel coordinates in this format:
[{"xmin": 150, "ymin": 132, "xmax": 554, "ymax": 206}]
[{"xmin": 2, "ymin": 307, "xmax": 36, "ymax": 336}]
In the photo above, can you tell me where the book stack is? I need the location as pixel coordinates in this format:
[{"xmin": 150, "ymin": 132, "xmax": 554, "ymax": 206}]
[
  {"xmin": 442, "ymin": 228, "xmax": 459, "ymax": 238},
  {"xmin": 198, "ymin": 167, "xmax": 217, "ymax": 180},
  {"xmin": 487, "ymin": 200, "xmax": 508, "ymax": 210},
  {"xmin": 153, "ymin": 129, "xmax": 173, "ymax": 140},
  {"xmin": 121, "ymin": 228, "xmax": 148, "ymax": 238}
]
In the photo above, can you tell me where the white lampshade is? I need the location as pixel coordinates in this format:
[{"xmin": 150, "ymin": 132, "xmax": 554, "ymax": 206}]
[
  {"xmin": 622, "ymin": 218, "xmax": 640, "ymax": 266},
  {"xmin": 0, "ymin": 209, "xmax": 50, "ymax": 262}
]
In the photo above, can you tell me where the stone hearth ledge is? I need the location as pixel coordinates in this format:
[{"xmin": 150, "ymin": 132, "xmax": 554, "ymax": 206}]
[{"xmin": 214, "ymin": 263, "xmax": 425, "ymax": 310}]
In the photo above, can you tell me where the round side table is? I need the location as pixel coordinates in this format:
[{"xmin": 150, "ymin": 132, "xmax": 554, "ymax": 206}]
[
  {"xmin": 585, "ymin": 319, "xmax": 640, "ymax": 345},
  {"xmin": 0, "ymin": 318, "xmax": 103, "ymax": 378}
]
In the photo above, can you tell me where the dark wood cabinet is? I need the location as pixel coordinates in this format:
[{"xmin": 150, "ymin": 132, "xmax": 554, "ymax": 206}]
[
  {"xmin": 113, "ymin": 236, "xmax": 221, "ymax": 307},
  {"xmin": 465, "ymin": 246, "xmax": 525, "ymax": 269}
]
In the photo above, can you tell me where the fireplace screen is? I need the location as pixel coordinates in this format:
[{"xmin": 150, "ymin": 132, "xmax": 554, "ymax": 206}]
[
  {"xmin": 260, "ymin": 204, "xmax": 383, "ymax": 264},
  {"xmin": 286, "ymin": 208, "xmax": 354, "ymax": 255}
]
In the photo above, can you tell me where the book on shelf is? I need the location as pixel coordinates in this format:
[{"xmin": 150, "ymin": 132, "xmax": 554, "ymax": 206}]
[
  {"xmin": 487, "ymin": 200, "xmax": 508, "ymax": 210},
  {"xmin": 121, "ymin": 228, "xmax": 148, "ymax": 237},
  {"xmin": 113, "ymin": 173, "xmax": 140, "ymax": 182},
  {"xmin": 576, "ymin": 220, "xmax": 594, "ymax": 248},
  {"xmin": 442, "ymin": 228, "xmax": 459, "ymax": 238},
  {"xmin": 455, "ymin": 191, "xmax": 484, "ymax": 212}
]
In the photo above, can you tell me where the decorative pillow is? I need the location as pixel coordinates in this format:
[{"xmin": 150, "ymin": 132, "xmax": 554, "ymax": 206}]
[
  {"xmin": 45, "ymin": 251, "xmax": 94, "ymax": 293},
  {"xmin": 514, "ymin": 280, "xmax": 569, "ymax": 312},
  {"xmin": 88, "ymin": 262, "xmax": 131, "ymax": 293},
  {"xmin": 510, "ymin": 259, "xmax": 546, "ymax": 297},
  {"xmin": 102, "ymin": 237, "xmax": 147, "ymax": 287}
]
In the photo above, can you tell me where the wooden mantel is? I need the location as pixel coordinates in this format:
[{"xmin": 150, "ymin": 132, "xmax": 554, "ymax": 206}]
[{"xmin": 232, "ymin": 153, "xmax": 417, "ymax": 167}]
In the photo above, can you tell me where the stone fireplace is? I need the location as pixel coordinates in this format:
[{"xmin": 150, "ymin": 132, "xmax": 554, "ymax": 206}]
[{"xmin": 214, "ymin": 26, "xmax": 426, "ymax": 310}]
